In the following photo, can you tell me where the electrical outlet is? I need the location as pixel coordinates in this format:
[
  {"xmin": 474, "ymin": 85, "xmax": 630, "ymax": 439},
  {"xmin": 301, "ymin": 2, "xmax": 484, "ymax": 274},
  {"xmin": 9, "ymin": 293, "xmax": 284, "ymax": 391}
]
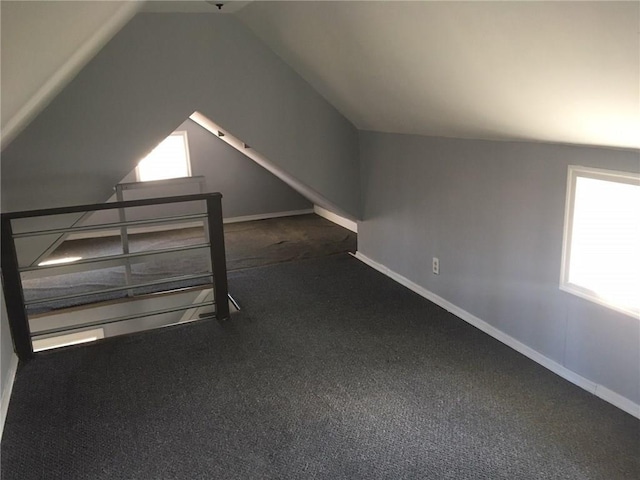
[{"xmin": 432, "ymin": 257, "xmax": 440, "ymax": 275}]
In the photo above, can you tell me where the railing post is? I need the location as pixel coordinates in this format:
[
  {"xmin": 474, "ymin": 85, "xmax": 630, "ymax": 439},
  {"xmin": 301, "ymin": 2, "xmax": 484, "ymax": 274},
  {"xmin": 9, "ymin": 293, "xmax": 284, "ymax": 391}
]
[
  {"xmin": 1, "ymin": 215, "xmax": 34, "ymax": 360},
  {"xmin": 115, "ymin": 184, "xmax": 134, "ymax": 297},
  {"xmin": 205, "ymin": 195, "xmax": 230, "ymax": 320}
]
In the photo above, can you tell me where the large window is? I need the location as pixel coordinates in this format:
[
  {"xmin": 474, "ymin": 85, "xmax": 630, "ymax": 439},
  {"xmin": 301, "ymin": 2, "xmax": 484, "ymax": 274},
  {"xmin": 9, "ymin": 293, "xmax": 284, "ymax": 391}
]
[
  {"xmin": 136, "ymin": 131, "xmax": 191, "ymax": 182},
  {"xmin": 561, "ymin": 165, "xmax": 639, "ymax": 317}
]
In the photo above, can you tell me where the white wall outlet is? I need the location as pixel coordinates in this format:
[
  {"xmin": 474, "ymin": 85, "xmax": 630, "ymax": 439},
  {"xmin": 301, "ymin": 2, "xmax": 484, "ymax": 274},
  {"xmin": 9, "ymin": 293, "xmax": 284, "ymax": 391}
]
[{"xmin": 432, "ymin": 257, "xmax": 440, "ymax": 275}]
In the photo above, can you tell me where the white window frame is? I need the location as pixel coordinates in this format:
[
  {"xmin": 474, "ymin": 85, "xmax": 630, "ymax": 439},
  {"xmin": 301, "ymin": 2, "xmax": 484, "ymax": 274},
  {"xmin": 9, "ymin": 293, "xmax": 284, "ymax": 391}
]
[
  {"xmin": 136, "ymin": 131, "xmax": 192, "ymax": 182},
  {"xmin": 560, "ymin": 165, "xmax": 640, "ymax": 318}
]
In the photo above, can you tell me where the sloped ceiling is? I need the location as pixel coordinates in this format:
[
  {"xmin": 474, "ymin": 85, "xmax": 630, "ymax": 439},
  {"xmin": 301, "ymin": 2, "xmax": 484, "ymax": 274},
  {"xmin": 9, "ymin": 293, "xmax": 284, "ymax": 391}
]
[
  {"xmin": 238, "ymin": 1, "xmax": 639, "ymax": 149},
  {"xmin": 0, "ymin": 1, "xmax": 142, "ymax": 146},
  {"xmin": 142, "ymin": 1, "xmax": 251, "ymax": 13}
]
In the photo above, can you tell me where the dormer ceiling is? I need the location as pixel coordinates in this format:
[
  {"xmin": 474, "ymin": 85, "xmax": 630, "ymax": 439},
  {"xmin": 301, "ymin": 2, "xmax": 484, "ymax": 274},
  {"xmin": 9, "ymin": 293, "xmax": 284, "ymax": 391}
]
[
  {"xmin": 235, "ymin": 1, "xmax": 639, "ymax": 150},
  {"xmin": 141, "ymin": 1, "xmax": 251, "ymax": 14},
  {"xmin": 2, "ymin": 1, "xmax": 638, "ymax": 151}
]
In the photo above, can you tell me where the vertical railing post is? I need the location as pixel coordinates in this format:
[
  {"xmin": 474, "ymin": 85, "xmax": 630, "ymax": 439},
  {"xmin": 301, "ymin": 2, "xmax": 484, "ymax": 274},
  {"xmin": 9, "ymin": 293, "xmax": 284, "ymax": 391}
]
[
  {"xmin": 115, "ymin": 184, "xmax": 134, "ymax": 297},
  {"xmin": 0, "ymin": 215, "xmax": 34, "ymax": 360},
  {"xmin": 205, "ymin": 194, "xmax": 229, "ymax": 320}
]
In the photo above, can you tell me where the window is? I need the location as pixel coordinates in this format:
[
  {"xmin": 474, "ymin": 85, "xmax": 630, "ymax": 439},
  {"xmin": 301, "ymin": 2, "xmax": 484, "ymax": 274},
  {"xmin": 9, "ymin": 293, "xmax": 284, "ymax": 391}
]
[
  {"xmin": 136, "ymin": 131, "xmax": 191, "ymax": 182},
  {"xmin": 561, "ymin": 165, "xmax": 640, "ymax": 318}
]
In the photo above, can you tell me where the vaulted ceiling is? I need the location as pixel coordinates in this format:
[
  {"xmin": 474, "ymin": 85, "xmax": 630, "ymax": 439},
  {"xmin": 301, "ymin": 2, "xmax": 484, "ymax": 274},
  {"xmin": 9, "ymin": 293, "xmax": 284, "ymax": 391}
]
[
  {"xmin": 237, "ymin": 1, "xmax": 639, "ymax": 149},
  {"xmin": 3, "ymin": 1, "xmax": 639, "ymax": 150}
]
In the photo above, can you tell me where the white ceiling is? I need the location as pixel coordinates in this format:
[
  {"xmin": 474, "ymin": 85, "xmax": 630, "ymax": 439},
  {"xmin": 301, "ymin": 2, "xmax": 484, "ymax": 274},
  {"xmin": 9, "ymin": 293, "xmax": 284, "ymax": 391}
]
[
  {"xmin": 238, "ymin": 1, "xmax": 640, "ymax": 149},
  {"xmin": 4, "ymin": 1, "xmax": 638, "ymax": 151},
  {"xmin": 142, "ymin": 0, "xmax": 250, "ymax": 14}
]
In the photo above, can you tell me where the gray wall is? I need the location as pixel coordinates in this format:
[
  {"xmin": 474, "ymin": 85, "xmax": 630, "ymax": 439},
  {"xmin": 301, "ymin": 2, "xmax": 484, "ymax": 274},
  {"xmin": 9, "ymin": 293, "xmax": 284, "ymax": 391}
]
[
  {"xmin": 1, "ymin": 13, "xmax": 360, "ymax": 218},
  {"xmin": 1, "ymin": 292, "xmax": 16, "ymax": 430},
  {"xmin": 181, "ymin": 119, "xmax": 312, "ymax": 218},
  {"xmin": 0, "ymin": 13, "xmax": 357, "ymax": 404},
  {"xmin": 84, "ymin": 118, "xmax": 313, "ymax": 226},
  {"xmin": 0, "ymin": 1, "xmax": 139, "ymax": 144},
  {"xmin": 359, "ymin": 131, "xmax": 640, "ymax": 404}
]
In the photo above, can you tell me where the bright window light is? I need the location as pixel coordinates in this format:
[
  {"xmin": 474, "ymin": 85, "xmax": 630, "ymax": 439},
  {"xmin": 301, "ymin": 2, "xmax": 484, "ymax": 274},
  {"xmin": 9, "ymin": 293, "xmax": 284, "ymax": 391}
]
[
  {"xmin": 32, "ymin": 328, "xmax": 105, "ymax": 352},
  {"xmin": 136, "ymin": 131, "xmax": 191, "ymax": 182},
  {"xmin": 38, "ymin": 256, "xmax": 82, "ymax": 266},
  {"xmin": 561, "ymin": 166, "xmax": 640, "ymax": 318}
]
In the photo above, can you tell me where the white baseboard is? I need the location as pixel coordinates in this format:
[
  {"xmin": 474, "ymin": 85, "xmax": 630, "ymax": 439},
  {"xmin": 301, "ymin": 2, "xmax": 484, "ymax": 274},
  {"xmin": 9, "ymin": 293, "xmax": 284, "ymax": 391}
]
[
  {"xmin": 593, "ymin": 384, "xmax": 640, "ymax": 418},
  {"xmin": 223, "ymin": 208, "xmax": 313, "ymax": 224},
  {"xmin": 314, "ymin": 205, "xmax": 358, "ymax": 233},
  {"xmin": 353, "ymin": 251, "xmax": 640, "ymax": 419},
  {"xmin": 0, "ymin": 353, "xmax": 19, "ymax": 441}
]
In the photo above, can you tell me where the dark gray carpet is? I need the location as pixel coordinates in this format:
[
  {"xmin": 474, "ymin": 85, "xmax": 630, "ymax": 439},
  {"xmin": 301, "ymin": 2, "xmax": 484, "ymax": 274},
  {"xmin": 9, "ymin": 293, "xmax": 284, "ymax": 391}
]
[
  {"xmin": 23, "ymin": 214, "xmax": 356, "ymax": 313},
  {"xmin": 2, "ymin": 255, "xmax": 638, "ymax": 479}
]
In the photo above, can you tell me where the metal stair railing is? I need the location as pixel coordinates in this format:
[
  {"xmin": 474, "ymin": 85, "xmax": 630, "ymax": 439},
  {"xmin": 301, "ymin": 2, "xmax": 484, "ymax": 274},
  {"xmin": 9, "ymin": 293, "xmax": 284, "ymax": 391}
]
[{"xmin": 1, "ymin": 193, "xmax": 229, "ymax": 361}]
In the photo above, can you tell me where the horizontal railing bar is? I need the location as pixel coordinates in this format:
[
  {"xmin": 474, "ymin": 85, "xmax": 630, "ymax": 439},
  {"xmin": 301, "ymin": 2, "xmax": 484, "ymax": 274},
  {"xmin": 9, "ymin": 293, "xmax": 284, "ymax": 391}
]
[
  {"xmin": 13, "ymin": 213, "xmax": 207, "ymax": 238},
  {"xmin": 117, "ymin": 176, "xmax": 206, "ymax": 191},
  {"xmin": 31, "ymin": 300, "xmax": 216, "ymax": 337},
  {"xmin": 20, "ymin": 242, "xmax": 210, "ymax": 272},
  {"xmin": 25, "ymin": 273, "xmax": 213, "ymax": 306},
  {"xmin": 2, "ymin": 193, "xmax": 221, "ymax": 220}
]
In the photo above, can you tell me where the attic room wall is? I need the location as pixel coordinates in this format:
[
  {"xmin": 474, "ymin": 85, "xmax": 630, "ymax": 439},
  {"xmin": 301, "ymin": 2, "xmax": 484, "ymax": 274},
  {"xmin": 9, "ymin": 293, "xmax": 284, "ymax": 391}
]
[
  {"xmin": 83, "ymin": 118, "xmax": 312, "ymax": 227},
  {"xmin": 359, "ymin": 131, "xmax": 640, "ymax": 407},
  {"xmin": 0, "ymin": 1, "xmax": 140, "ymax": 145},
  {"xmin": 0, "ymin": 13, "xmax": 359, "ymax": 217},
  {"xmin": 1, "ymin": 12, "xmax": 358, "ymax": 267},
  {"xmin": 0, "ymin": 13, "xmax": 357, "ymax": 391},
  {"xmin": 176, "ymin": 118, "xmax": 313, "ymax": 218},
  {"xmin": 1, "ymin": 296, "xmax": 14, "ymax": 413}
]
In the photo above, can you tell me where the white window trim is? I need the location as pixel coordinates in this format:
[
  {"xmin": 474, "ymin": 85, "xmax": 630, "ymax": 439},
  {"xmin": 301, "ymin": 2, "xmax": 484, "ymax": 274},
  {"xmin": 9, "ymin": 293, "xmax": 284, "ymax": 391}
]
[
  {"xmin": 135, "ymin": 131, "xmax": 192, "ymax": 182},
  {"xmin": 560, "ymin": 165, "xmax": 640, "ymax": 318}
]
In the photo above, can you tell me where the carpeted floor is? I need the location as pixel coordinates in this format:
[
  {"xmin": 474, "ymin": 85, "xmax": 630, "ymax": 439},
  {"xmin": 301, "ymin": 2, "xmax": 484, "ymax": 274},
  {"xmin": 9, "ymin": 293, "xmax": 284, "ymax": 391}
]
[
  {"xmin": 23, "ymin": 214, "xmax": 357, "ymax": 313},
  {"xmin": 2, "ymin": 255, "xmax": 638, "ymax": 479},
  {"xmin": 45, "ymin": 213, "xmax": 357, "ymax": 272}
]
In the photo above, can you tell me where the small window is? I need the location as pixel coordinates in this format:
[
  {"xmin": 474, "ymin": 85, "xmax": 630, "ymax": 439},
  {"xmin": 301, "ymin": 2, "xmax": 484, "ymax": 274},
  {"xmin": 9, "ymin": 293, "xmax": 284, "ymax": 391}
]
[
  {"xmin": 136, "ymin": 131, "xmax": 191, "ymax": 182},
  {"xmin": 561, "ymin": 165, "xmax": 639, "ymax": 318}
]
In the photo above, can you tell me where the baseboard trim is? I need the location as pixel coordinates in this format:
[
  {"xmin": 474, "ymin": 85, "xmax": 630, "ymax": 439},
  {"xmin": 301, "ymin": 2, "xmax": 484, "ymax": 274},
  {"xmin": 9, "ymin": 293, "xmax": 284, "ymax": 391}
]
[
  {"xmin": 223, "ymin": 209, "xmax": 314, "ymax": 224},
  {"xmin": 593, "ymin": 385, "xmax": 640, "ymax": 418},
  {"xmin": 0, "ymin": 353, "xmax": 19, "ymax": 441},
  {"xmin": 313, "ymin": 206, "xmax": 358, "ymax": 233},
  {"xmin": 353, "ymin": 251, "xmax": 640, "ymax": 419}
]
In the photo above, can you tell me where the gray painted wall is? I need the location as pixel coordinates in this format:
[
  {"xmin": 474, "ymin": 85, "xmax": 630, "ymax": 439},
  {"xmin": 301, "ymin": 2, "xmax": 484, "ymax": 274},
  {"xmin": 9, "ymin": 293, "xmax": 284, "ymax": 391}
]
[
  {"xmin": 0, "ymin": 1, "xmax": 140, "ymax": 145},
  {"xmin": 0, "ymin": 294, "xmax": 15, "ymax": 406},
  {"xmin": 1, "ymin": 13, "xmax": 360, "ymax": 218},
  {"xmin": 1, "ymin": 12, "xmax": 357, "ymax": 266},
  {"xmin": 359, "ymin": 131, "xmax": 640, "ymax": 404},
  {"xmin": 0, "ymin": 13, "xmax": 357, "ymax": 405},
  {"xmin": 82, "ymin": 118, "xmax": 312, "ymax": 227},
  {"xmin": 182, "ymin": 119, "xmax": 312, "ymax": 218}
]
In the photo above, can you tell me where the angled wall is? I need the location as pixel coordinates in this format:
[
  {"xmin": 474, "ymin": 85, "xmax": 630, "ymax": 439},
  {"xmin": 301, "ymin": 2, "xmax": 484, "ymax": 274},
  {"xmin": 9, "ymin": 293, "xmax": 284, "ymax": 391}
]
[
  {"xmin": 359, "ymin": 131, "xmax": 640, "ymax": 410},
  {"xmin": 181, "ymin": 119, "xmax": 312, "ymax": 218},
  {"xmin": 0, "ymin": 1, "xmax": 141, "ymax": 146},
  {"xmin": 82, "ymin": 118, "xmax": 313, "ymax": 227},
  {"xmin": 0, "ymin": 13, "xmax": 359, "ymax": 407},
  {"xmin": 1, "ymin": 13, "xmax": 360, "ymax": 219}
]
